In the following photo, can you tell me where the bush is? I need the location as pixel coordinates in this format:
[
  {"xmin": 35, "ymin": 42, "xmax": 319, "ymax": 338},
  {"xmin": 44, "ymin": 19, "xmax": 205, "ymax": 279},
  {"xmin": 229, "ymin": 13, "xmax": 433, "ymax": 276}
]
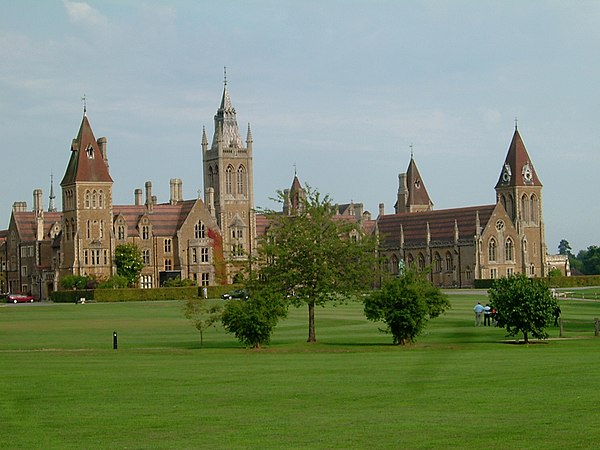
[
  {"xmin": 97, "ymin": 275, "xmax": 129, "ymax": 289},
  {"xmin": 59, "ymin": 275, "xmax": 89, "ymax": 290},
  {"xmin": 221, "ymin": 291, "xmax": 287, "ymax": 348}
]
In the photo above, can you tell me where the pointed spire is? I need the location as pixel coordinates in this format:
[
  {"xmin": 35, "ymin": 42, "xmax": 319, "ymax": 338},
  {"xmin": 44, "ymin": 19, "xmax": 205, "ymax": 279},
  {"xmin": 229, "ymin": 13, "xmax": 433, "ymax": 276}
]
[
  {"xmin": 48, "ymin": 173, "xmax": 57, "ymax": 212},
  {"xmin": 212, "ymin": 73, "xmax": 243, "ymax": 149},
  {"xmin": 246, "ymin": 123, "xmax": 253, "ymax": 144},
  {"xmin": 405, "ymin": 156, "xmax": 433, "ymax": 212},
  {"xmin": 202, "ymin": 125, "xmax": 208, "ymax": 152},
  {"xmin": 61, "ymin": 114, "xmax": 113, "ymax": 186},
  {"xmin": 495, "ymin": 126, "xmax": 542, "ymax": 188},
  {"xmin": 454, "ymin": 219, "xmax": 459, "ymax": 243}
]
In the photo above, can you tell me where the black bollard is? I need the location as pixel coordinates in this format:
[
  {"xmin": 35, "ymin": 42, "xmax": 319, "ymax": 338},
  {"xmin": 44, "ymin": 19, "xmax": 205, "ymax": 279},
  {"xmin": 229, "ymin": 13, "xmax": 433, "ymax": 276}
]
[{"xmin": 113, "ymin": 331, "xmax": 118, "ymax": 350}]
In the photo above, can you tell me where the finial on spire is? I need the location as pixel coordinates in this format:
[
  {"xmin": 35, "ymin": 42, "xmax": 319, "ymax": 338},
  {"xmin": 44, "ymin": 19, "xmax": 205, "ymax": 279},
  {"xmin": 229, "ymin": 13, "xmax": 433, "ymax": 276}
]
[
  {"xmin": 293, "ymin": 163, "xmax": 297, "ymax": 176},
  {"xmin": 409, "ymin": 143, "xmax": 414, "ymax": 158},
  {"xmin": 514, "ymin": 116, "xmax": 518, "ymax": 130},
  {"xmin": 81, "ymin": 94, "xmax": 87, "ymax": 115},
  {"xmin": 224, "ymin": 66, "xmax": 227, "ymax": 86}
]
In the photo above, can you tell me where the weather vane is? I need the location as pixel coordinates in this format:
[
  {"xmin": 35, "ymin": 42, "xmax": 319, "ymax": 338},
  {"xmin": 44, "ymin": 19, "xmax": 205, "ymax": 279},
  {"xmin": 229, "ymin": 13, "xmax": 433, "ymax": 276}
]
[
  {"xmin": 224, "ymin": 66, "xmax": 227, "ymax": 86},
  {"xmin": 81, "ymin": 94, "xmax": 87, "ymax": 114}
]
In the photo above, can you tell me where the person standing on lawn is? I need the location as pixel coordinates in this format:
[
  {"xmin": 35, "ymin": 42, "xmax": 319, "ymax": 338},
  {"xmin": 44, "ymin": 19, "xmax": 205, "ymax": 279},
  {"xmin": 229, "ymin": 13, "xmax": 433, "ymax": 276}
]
[{"xmin": 473, "ymin": 302, "xmax": 485, "ymax": 326}]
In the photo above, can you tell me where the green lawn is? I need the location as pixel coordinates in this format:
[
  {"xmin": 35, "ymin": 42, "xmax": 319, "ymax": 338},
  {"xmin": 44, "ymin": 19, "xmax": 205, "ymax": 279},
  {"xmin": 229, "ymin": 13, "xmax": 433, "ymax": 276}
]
[{"xmin": 1, "ymin": 294, "xmax": 600, "ymax": 449}]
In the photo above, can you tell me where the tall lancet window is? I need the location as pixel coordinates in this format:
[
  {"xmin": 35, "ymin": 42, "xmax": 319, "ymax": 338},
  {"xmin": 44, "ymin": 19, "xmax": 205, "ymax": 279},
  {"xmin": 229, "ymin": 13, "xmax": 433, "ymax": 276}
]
[{"xmin": 237, "ymin": 165, "xmax": 246, "ymax": 195}]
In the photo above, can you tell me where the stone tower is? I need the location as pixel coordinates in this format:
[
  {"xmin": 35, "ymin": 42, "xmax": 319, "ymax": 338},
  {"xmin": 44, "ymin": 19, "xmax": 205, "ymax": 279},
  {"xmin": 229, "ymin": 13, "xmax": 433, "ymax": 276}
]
[
  {"xmin": 395, "ymin": 155, "xmax": 434, "ymax": 214},
  {"xmin": 60, "ymin": 113, "xmax": 115, "ymax": 278},
  {"xmin": 495, "ymin": 126, "xmax": 546, "ymax": 276},
  {"xmin": 202, "ymin": 79, "xmax": 256, "ymax": 270}
]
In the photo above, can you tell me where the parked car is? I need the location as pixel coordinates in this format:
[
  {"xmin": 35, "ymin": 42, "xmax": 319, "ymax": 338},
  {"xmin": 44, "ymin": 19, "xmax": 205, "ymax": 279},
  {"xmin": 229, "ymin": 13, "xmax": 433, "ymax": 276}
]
[
  {"xmin": 221, "ymin": 289, "xmax": 249, "ymax": 300},
  {"xmin": 6, "ymin": 293, "xmax": 35, "ymax": 303}
]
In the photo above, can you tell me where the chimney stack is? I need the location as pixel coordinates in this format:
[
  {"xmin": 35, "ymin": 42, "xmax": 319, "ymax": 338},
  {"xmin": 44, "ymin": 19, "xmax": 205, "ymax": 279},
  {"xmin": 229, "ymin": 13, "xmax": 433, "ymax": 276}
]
[
  {"xmin": 378, "ymin": 203, "xmax": 385, "ymax": 217},
  {"xmin": 97, "ymin": 137, "xmax": 108, "ymax": 168},
  {"xmin": 145, "ymin": 181, "xmax": 153, "ymax": 212},
  {"xmin": 134, "ymin": 188, "xmax": 143, "ymax": 206}
]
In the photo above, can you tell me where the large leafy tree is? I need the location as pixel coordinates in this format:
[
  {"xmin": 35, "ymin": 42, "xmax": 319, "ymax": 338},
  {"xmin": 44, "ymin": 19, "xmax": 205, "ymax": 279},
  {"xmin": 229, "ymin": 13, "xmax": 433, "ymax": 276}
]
[
  {"xmin": 114, "ymin": 243, "xmax": 144, "ymax": 287},
  {"xmin": 257, "ymin": 187, "xmax": 379, "ymax": 343},
  {"xmin": 575, "ymin": 245, "xmax": 600, "ymax": 275},
  {"xmin": 364, "ymin": 268, "xmax": 450, "ymax": 345},
  {"xmin": 488, "ymin": 274, "xmax": 558, "ymax": 344}
]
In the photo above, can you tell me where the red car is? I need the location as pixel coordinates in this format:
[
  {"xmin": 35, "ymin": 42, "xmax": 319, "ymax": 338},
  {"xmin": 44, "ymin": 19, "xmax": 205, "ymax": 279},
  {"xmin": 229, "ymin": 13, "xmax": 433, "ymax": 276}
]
[{"xmin": 6, "ymin": 293, "xmax": 35, "ymax": 303}]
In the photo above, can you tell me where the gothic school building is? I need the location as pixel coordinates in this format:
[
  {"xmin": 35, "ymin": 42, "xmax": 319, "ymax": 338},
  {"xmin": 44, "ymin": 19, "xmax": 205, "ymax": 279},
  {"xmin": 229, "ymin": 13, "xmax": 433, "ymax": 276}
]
[{"xmin": 0, "ymin": 82, "xmax": 567, "ymax": 299}]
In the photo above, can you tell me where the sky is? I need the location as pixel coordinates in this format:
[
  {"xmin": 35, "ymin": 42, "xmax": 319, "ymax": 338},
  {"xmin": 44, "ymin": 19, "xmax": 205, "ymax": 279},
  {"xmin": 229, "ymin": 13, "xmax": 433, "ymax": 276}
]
[{"xmin": 1, "ymin": 0, "xmax": 599, "ymax": 254}]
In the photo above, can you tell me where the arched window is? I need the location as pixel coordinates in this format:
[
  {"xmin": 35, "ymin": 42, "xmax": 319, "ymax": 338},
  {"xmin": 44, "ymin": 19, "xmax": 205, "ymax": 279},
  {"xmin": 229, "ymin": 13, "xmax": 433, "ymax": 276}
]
[
  {"xmin": 85, "ymin": 190, "xmax": 90, "ymax": 209},
  {"xmin": 505, "ymin": 238, "xmax": 514, "ymax": 261},
  {"xmin": 65, "ymin": 220, "xmax": 70, "ymax": 241},
  {"xmin": 237, "ymin": 165, "xmax": 246, "ymax": 195},
  {"xmin": 434, "ymin": 252, "xmax": 442, "ymax": 272},
  {"xmin": 506, "ymin": 194, "xmax": 514, "ymax": 220},
  {"xmin": 445, "ymin": 252, "xmax": 453, "ymax": 271},
  {"xmin": 530, "ymin": 195, "xmax": 538, "ymax": 224},
  {"xmin": 390, "ymin": 255, "xmax": 399, "ymax": 275},
  {"xmin": 86, "ymin": 220, "xmax": 91, "ymax": 239},
  {"xmin": 99, "ymin": 190, "xmax": 104, "ymax": 209},
  {"xmin": 406, "ymin": 254, "xmax": 414, "ymax": 267},
  {"xmin": 71, "ymin": 218, "xmax": 76, "ymax": 239},
  {"xmin": 225, "ymin": 165, "xmax": 234, "ymax": 194},
  {"xmin": 208, "ymin": 166, "xmax": 214, "ymax": 188},
  {"xmin": 521, "ymin": 194, "xmax": 529, "ymax": 222},
  {"xmin": 92, "ymin": 190, "xmax": 97, "ymax": 208},
  {"xmin": 418, "ymin": 253, "xmax": 425, "ymax": 271},
  {"xmin": 195, "ymin": 221, "xmax": 206, "ymax": 239},
  {"xmin": 117, "ymin": 225, "xmax": 125, "ymax": 240},
  {"xmin": 488, "ymin": 238, "xmax": 497, "ymax": 262},
  {"xmin": 99, "ymin": 220, "xmax": 104, "ymax": 239}
]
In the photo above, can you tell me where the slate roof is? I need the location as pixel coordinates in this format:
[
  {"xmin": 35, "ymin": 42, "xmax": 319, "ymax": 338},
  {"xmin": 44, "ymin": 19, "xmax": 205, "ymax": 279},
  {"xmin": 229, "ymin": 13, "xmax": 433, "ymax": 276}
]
[
  {"xmin": 113, "ymin": 200, "xmax": 197, "ymax": 238},
  {"xmin": 495, "ymin": 128, "xmax": 542, "ymax": 188},
  {"xmin": 12, "ymin": 212, "xmax": 63, "ymax": 241},
  {"xmin": 377, "ymin": 204, "xmax": 496, "ymax": 248},
  {"xmin": 406, "ymin": 157, "xmax": 433, "ymax": 208},
  {"xmin": 61, "ymin": 115, "xmax": 113, "ymax": 186}
]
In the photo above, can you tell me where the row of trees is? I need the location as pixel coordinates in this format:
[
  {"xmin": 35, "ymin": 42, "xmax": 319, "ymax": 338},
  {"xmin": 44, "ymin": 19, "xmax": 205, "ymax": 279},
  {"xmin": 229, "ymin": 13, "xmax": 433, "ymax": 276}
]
[
  {"xmin": 558, "ymin": 239, "xmax": 600, "ymax": 275},
  {"xmin": 186, "ymin": 187, "xmax": 560, "ymax": 348}
]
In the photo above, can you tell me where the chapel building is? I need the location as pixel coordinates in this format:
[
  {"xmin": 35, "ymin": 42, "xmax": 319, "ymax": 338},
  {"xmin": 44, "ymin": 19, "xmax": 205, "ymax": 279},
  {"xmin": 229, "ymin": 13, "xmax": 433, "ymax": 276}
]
[{"xmin": 377, "ymin": 126, "xmax": 548, "ymax": 287}]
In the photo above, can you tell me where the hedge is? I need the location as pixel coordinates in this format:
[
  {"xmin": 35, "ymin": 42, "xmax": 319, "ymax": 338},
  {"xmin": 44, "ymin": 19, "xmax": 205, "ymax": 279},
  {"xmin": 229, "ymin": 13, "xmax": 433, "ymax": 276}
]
[
  {"xmin": 50, "ymin": 285, "xmax": 245, "ymax": 303},
  {"xmin": 474, "ymin": 275, "xmax": 600, "ymax": 290}
]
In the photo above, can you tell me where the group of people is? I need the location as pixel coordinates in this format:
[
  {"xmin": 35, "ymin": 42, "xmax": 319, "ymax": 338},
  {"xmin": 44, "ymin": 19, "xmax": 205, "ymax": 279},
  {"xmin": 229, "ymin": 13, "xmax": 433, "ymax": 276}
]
[
  {"xmin": 473, "ymin": 302, "xmax": 496, "ymax": 327},
  {"xmin": 473, "ymin": 302, "xmax": 562, "ymax": 327}
]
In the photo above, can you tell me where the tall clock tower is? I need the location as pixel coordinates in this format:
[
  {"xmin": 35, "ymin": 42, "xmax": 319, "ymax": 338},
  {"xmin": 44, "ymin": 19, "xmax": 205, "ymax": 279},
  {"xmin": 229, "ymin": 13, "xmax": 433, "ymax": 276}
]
[
  {"xmin": 495, "ymin": 126, "xmax": 546, "ymax": 276},
  {"xmin": 202, "ymin": 78, "xmax": 256, "ymax": 276}
]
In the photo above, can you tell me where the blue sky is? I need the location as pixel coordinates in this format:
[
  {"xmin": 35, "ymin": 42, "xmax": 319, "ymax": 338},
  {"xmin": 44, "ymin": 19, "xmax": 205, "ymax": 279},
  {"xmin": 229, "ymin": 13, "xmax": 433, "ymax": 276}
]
[{"xmin": 1, "ymin": 0, "xmax": 599, "ymax": 253}]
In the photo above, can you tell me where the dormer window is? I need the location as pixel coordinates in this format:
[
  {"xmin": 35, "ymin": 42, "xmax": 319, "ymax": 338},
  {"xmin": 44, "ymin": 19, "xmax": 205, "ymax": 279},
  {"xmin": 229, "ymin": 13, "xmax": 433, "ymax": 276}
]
[{"xmin": 86, "ymin": 144, "xmax": 94, "ymax": 159}]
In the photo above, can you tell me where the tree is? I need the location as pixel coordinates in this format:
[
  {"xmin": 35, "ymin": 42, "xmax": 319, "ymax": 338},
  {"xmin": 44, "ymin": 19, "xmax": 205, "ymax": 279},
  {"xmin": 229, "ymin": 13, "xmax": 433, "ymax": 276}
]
[
  {"xmin": 256, "ymin": 187, "xmax": 379, "ymax": 343},
  {"xmin": 183, "ymin": 298, "xmax": 223, "ymax": 346},
  {"xmin": 576, "ymin": 245, "xmax": 600, "ymax": 275},
  {"xmin": 114, "ymin": 243, "xmax": 144, "ymax": 287},
  {"xmin": 488, "ymin": 274, "xmax": 558, "ymax": 343},
  {"xmin": 221, "ymin": 289, "xmax": 287, "ymax": 348},
  {"xmin": 558, "ymin": 239, "xmax": 572, "ymax": 256},
  {"xmin": 364, "ymin": 268, "xmax": 450, "ymax": 345}
]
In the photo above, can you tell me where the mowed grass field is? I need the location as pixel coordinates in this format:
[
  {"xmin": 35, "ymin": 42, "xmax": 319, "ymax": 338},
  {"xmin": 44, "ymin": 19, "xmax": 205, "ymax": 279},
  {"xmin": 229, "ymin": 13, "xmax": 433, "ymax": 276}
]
[{"xmin": 2, "ymin": 293, "xmax": 600, "ymax": 449}]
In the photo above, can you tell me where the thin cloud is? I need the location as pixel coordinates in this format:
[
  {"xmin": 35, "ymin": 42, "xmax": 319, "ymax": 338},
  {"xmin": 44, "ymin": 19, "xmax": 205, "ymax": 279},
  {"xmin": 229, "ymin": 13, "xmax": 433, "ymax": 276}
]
[{"xmin": 63, "ymin": 0, "xmax": 108, "ymax": 27}]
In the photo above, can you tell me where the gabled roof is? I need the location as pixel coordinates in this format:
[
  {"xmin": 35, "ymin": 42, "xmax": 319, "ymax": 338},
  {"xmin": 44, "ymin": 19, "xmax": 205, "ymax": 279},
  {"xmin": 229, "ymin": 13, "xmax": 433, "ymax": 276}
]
[
  {"xmin": 378, "ymin": 204, "xmax": 495, "ymax": 248},
  {"xmin": 406, "ymin": 156, "xmax": 433, "ymax": 208},
  {"xmin": 495, "ymin": 128, "xmax": 542, "ymax": 188},
  {"xmin": 11, "ymin": 212, "xmax": 63, "ymax": 242},
  {"xmin": 61, "ymin": 115, "xmax": 113, "ymax": 185},
  {"xmin": 113, "ymin": 200, "xmax": 197, "ymax": 238}
]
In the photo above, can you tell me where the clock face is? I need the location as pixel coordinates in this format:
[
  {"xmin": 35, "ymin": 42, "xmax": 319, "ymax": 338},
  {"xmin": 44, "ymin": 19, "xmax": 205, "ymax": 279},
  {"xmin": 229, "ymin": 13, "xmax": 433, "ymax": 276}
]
[
  {"xmin": 522, "ymin": 163, "xmax": 533, "ymax": 182},
  {"xmin": 501, "ymin": 163, "xmax": 511, "ymax": 183}
]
